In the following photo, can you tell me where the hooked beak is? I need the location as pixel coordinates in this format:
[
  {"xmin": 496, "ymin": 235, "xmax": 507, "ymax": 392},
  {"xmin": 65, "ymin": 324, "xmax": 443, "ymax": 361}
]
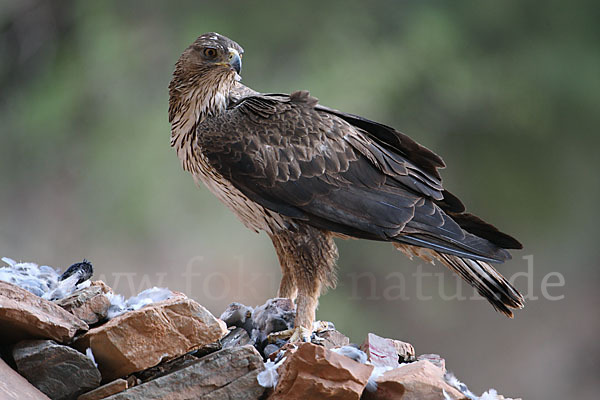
[{"xmin": 228, "ymin": 49, "xmax": 242, "ymax": 75}]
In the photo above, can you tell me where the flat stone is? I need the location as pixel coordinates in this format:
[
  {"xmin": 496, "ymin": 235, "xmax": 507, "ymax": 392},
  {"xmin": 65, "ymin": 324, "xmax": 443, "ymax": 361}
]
[
  {"xmin": 221, "ymin": 327, "xmax": 252, "ymax": 349},
  {"xmin": 361, "ymin": 333, "xmax": 401, "ymax": 369},
  {"xmin": 0, "ymin": 356, "xmax": 50, "ymax": 399},
  {"xmin": 78, "ymin": 379, "xmax": 128, "ymax": 400},
  {"xmin": 362, "ymin": 360, "xmax": 464, "ymax": 400},
  {"xmin": 313, "ymin": 329, "xmax": 350, "ymax": 349},
  {"xmin": 0, "ymin": 281, "xmax": 88, "ymax": 344},
  {"xmin": 104, "ymin": 345, "xmax": 265, "ymax": 400},
  {"xmin": 55, "ymin": 285, "xmax": 110, "ymax": 325},
  {"xmin": 73, "ymin": 295, "xmax": 228, "ymax": 381},
  {"xmin": 13, "ymin": 339, "xmax": 101, "ymax": 400},
  {"xmin": 269, "ymin": 342, "xmax": 373, "ymax": 400}
]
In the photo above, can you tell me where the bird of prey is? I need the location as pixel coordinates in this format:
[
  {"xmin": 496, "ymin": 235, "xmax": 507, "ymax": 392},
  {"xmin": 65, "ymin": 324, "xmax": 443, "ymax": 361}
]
[{"xmin": 168, "ymin": 32, "xmax": 524, "ymax": 337}]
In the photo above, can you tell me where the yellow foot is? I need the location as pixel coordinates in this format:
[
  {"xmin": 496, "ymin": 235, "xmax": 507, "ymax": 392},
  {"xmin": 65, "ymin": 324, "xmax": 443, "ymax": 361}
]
[{"xmin": 267, "ymin": 326, "xmax": 312, "ymax": 343}]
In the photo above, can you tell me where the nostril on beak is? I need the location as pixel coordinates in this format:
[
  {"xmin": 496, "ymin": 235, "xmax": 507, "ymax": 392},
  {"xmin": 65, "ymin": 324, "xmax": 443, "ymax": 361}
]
[{"xmin": 229, "ymin": 52, "xmax": 242, "ymax": 75}]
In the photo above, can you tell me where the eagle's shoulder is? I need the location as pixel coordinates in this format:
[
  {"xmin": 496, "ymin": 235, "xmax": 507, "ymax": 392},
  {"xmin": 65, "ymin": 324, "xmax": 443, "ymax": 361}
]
[
  {"xmin": 289, "ymin": 90, "xmax": 319, "ymax": 107},
  {"xmin": 226, "ymin": 89, "xmax": 320, "ymax": 115}
]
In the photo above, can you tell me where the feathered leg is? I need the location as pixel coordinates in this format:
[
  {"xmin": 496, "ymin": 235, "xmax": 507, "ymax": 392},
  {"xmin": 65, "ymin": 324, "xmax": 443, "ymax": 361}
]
[
  {"xmin": 270, "ymin": 234, "xmax": 298, "ymax": 301},
  {"xmin": 270, "ymin": 224, "xmax": 338, "ymax": 335}
]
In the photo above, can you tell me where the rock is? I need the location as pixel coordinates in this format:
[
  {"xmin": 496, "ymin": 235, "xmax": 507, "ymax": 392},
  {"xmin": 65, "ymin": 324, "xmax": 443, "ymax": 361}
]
[
  {"xmin": 362, "ymin": 360, "xmax": 464, "ymax": 400},
  {"xmin": 361, "ymin": 333, "xmax": 401, "ymax": 368},
  {"xmin": 269, "ymin": 342, "xmax": 373, "ymax": 400},
  {"xmin": 313, "ymin": 329, "xmax": 350, "ymax": 349},
  {"xmin": 104, "ymin": 345, "xmax": 265, "ymax": 400},
  {"xmin": 0, "ymin": 281, "xmax": 88, "ymax": 344},
  {"xmin": 191, "ymin": 341, "xmax": 222, "ymax": 358},
  {"xmin": 134, "ymin": 354, "xmax": 198, "ymax": 383},
  {"xmin": 73, "ymin": 295, "xmax": 228, "ymax": 381},
  {"xmin": 77, "ymin": 379, "xmax": 128, "ymax": 400},
  {"xmin": 89, "ymin": 280, "xmax": 113, "ymax": 294},
  {"xmin": 221, "ymin": 327, "xmax": 252, "ymax": 349},
  {"xmin": 54, "ymin": 285, "xmax": 110, "ymax": 325},
  {"xmin": 0, "ymin": 356, "xmax": 50, "ymax": 399},
  {"xmin": 264, "ymin": 343, "xmax": 282, "ymax": 358},
  {"xmin": 392, "ymin": 340, "xmax": 416, "ymax": 363},
  {"xmin": 13, "ymin": 339, "xmax": 101, "ymax": 400},
  {"xmin": 417, "ymin": 354, "xmax": 445, "ymax": 372}
]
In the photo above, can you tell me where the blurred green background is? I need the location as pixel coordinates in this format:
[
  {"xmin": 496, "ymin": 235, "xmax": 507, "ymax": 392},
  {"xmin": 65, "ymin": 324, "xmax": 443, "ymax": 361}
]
[{"xmin": 1, "ymin": 1, "xmax": 598, "ymax": 398}]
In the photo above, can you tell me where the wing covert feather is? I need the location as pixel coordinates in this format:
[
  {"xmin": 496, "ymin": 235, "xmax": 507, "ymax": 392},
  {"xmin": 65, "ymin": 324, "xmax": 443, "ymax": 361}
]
[{"xmin": 198, "ymin": 91, "xmax": 520, "ymax": 260}]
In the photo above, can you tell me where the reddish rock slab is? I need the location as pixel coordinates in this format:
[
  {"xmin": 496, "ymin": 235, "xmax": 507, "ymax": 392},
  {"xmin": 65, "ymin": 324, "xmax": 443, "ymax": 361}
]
[
  {"xmin": 73, "ymin": 295, "xmax": 228, "ymax": 381},
  {"xmin": 361, "ymin": 333, "xmax": 401, "ymax": 368},
  {"xmin": 104, "ymin": 345, "xmax": 265, "ymax": 400},
  {"xmin": 55, "ymin": 285, "xmax": 110, "ymax": 325},
  {"xmin": 0, "ymin": 357, "xmax": 50, "ymax": 399},
  {"xmin": 362, "ymin": 360, "xmax": 465, "ymax": 400},
  {"xmin": 0, "ymin": 281, "xmax": 88, "ymax": 344},
  {"xmin": 221, "ymin": 327, "xmax": 252, "ymax": 349},
  {"xmin": 269, "ymin": 342, "xmax": 373, "ymax": 400}
]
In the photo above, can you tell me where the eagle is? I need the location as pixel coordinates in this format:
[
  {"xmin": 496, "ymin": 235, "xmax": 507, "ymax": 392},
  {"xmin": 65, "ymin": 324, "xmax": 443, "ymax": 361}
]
[{"xmin": 168, "ymin": 32, "xmax": 524, "ymax": 338}]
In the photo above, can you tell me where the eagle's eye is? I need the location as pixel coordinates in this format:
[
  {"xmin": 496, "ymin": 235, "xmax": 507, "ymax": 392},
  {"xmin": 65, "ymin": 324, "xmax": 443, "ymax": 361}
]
[{"xmin": 203, "ymin": 48, "xmax": 218, "ymax": 59}]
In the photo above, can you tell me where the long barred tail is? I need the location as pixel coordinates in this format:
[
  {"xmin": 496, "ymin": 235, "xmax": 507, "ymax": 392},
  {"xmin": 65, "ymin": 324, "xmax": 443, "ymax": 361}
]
[
  {"xmin": 394, "ymin": 243, "xmax": 525, "ymax": 316},
  {"xmin": 435, "ymin": 252, "xmax": 524, "ymax": 317}
]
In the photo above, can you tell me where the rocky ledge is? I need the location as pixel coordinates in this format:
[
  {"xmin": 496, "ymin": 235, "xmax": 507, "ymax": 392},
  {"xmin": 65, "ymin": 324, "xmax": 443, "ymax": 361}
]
[{"xmin": 0, "ymin": 258, "xmax": 520, "ymax": 400}]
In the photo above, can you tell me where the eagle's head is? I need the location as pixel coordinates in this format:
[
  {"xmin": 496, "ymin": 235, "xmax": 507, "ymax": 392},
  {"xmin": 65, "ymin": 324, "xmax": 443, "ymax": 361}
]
[{"xmin": 168, "ymin": 33, "xmax": 243, "ymax": 137}]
